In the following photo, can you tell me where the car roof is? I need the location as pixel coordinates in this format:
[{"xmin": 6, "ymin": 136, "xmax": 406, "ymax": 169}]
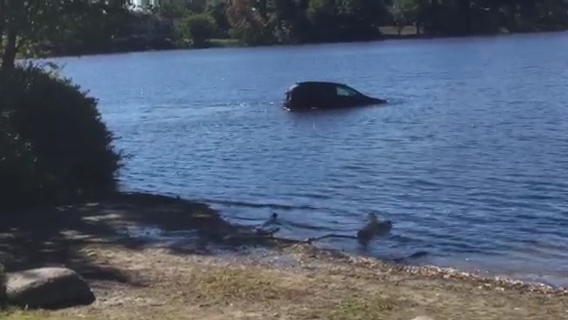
[
  {"xmin": 295, "ymin": 81, "xmax": 346, "ymax": 87},
  {"xmin": 287, "ymin": 81, "xmax": 350, "ymax": 92}
]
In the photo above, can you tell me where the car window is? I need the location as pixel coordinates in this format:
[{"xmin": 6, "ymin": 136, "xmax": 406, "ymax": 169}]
[{"xmin": 336, "ymin": 86, "xmax": 359, "ymax": 97}]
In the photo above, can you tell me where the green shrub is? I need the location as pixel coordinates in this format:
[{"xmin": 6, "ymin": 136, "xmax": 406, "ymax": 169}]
[
  {"xmin": 0, "ymin": 63, "xmax": 123, "ymax": 210},
  {"xmin": 179, "ymin": 14, "xmax": 218, "ymax": 47}
]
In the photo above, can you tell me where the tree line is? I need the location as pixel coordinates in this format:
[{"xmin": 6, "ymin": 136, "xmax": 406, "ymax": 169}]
[
  {"xmin": 144, "ymin": 0, "xmax": 568, "ymax": 47},
  {"xmin": 2, "ymin": 0, "xmax": 568, "ymax": 61}
]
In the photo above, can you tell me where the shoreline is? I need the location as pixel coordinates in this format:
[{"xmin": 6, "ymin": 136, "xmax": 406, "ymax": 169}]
[
  {"xmin": 2, "ymin": 191, "xmax": 566, "ymax": 292},
  {"xmin": 2, "ymin": 191, "xmax": 567, "ymax": 319},
  {"xmin": 121, "ymin": 192, "xmax": 568, "ymax": 291},
  {"xmin": 25, "ymin": 28, "xmax": 568, "ymax": 61}
]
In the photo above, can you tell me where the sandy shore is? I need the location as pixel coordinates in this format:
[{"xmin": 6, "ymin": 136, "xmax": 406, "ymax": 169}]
[{"xmin": 1, "ymin": 192, "xmax": 567, "ymax": 319}]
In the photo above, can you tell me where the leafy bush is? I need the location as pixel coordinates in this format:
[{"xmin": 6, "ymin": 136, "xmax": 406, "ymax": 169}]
[
  {"xmin": 0, "ymin": 63, "xmax": 123, "ymax": 210},
  {"xmin": 180, "ymin": 14, "xmax": 218, "ymax": 47}
]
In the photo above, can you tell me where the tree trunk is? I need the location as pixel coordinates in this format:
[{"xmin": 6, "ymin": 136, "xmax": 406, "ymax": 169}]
[{"xmin": 1, "ymin": 29, "xmax": 17, "ymax": 69}]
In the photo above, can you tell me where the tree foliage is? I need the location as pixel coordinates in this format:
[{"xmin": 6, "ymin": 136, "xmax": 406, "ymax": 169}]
[
  {"xmin": 2, "ymin": 0, "xmax": 568, "ymax": 57},
  {"xmin": 0, "ymin": 64, "xmax": 123, "ymax": 210},
  {"xmin": 223, "ymin": 0, "xmax": 568, "ymax": 45},
  {"xmin": 0, "ymin": 2, "xmax": 124, "ymax": 211},
  {"xmin": 180, "ymin": 14, "xmax": 218, "ymax": 47},
  {"xmin": 0, "ymin": 1, "xmax": 136, "ymax": 66}
]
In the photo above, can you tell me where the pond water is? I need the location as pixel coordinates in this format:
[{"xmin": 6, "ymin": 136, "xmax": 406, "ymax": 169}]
[{"xmin": 49, "ymin": 32, "xmax": 568, "ymax": 287}]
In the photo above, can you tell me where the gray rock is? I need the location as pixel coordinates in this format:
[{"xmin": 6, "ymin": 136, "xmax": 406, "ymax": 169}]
[
  {"xmin": 411, "ymin": 316, "xmax": 435, "ymax": 320},
  {"xmin": 6, "ymin": 267, "xmax": 95, "ymax": 309}
]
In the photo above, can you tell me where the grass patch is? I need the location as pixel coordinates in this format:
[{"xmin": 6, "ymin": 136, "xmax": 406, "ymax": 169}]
[
  {"xmin": 1, "ymin": 316, "xmax": 53, "ymax": 320},
  {"xmin": 0, "ymin": 310, "xmax": 88, "ymax": 320},
  {"xmin": 208, "ymin": 38, "xmax": 240, "ymax": 48},
  {"xmin": 190, "ymin": 266, "xmax": 312, "ymax": 304},
  {"xmin": 327, "ymin": 294, "xmax": 412, "ymax": 320},
  {"xmin": 379, "ymin": 25, "xmax": 418, "ymax": 36}
]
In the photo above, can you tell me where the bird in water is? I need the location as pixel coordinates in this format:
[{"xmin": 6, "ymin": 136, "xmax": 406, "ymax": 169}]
[
  {"xmin": 255, "ymin": 212, "xmax": 280, "ymax": 236},
  {"xmin": 357, "ymin": 212, "xmax": 392, "ymax": 248},
  {"xmin": 261, "ymin": 212, "xmax": 278, "ymax": 227}
]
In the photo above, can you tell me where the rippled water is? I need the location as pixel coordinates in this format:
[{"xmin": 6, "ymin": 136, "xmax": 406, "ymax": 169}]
[{"xmin": 49, "ymin": 32, "xmax": 568, "ymax": 287}]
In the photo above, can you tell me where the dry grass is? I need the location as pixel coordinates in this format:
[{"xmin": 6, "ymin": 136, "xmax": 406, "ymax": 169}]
[
  {"xmin": 0, "ymin": 310, "xmax": 88, "ymax": 320},
  {"xmin": 2, "ymin": 245, "xmax": 562, "ymax": 320},
  {"xmin": 193, "ymin": 267, "xmax": 311, "ymax": 303}
]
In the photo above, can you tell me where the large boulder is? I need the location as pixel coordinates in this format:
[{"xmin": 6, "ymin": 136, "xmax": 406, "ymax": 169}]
[{"xmin": 6, "ymin": 267, "xmax": 95, "ymax": 309}]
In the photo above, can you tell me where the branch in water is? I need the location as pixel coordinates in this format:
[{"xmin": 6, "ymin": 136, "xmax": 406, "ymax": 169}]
[
  {"xmin": 305, "ymin": 234, "xmax": 358, "ymax": 243},
  {"xmin": 222, "ymin": 231, "xmax": 357, "ymax": 245}
]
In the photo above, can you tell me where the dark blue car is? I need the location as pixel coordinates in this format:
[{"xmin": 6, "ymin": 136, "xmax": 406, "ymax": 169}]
[{"xmin": 283, "ymin": 81, "xmax": 386, "ymax": 111}]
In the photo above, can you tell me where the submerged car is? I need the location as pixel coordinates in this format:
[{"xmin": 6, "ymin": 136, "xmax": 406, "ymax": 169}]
[{"xmin": 283, "ymin": 81, "xmax": 386, "ymax": 111}]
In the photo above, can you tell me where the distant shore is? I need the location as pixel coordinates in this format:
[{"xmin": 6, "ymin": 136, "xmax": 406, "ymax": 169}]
[
  {"xmin": 27, "ymin": 26, "xmax": 568, "ymax": 61},
  {"xmin": 1, "ymin": 191, "xmax": 567, "ymax": 319}
]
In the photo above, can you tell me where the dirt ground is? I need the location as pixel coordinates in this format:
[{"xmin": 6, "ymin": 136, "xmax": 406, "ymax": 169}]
[{"xmin": 1, "ymin": 193, "xmax": 567, "ymax": 320}]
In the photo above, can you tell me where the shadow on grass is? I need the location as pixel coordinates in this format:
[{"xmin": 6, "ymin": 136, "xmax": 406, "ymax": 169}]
[{"xmin": 0, "ymin": 192, "xmax": 249, "ymax": 285}]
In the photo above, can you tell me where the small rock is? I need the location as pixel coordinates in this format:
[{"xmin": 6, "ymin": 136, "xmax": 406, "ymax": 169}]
[
  {"xmin": 6, "ymin": 267, "xmax": 95, "ymax": 309},
  {"xmin": 411, "ymin": 316, "xmax": 435, "ymax": 320}
]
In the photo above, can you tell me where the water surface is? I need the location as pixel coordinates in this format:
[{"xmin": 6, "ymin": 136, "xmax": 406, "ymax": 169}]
[{"xmin": 50, "ymin": 32, "xmax": 568, "ymax": 287}]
